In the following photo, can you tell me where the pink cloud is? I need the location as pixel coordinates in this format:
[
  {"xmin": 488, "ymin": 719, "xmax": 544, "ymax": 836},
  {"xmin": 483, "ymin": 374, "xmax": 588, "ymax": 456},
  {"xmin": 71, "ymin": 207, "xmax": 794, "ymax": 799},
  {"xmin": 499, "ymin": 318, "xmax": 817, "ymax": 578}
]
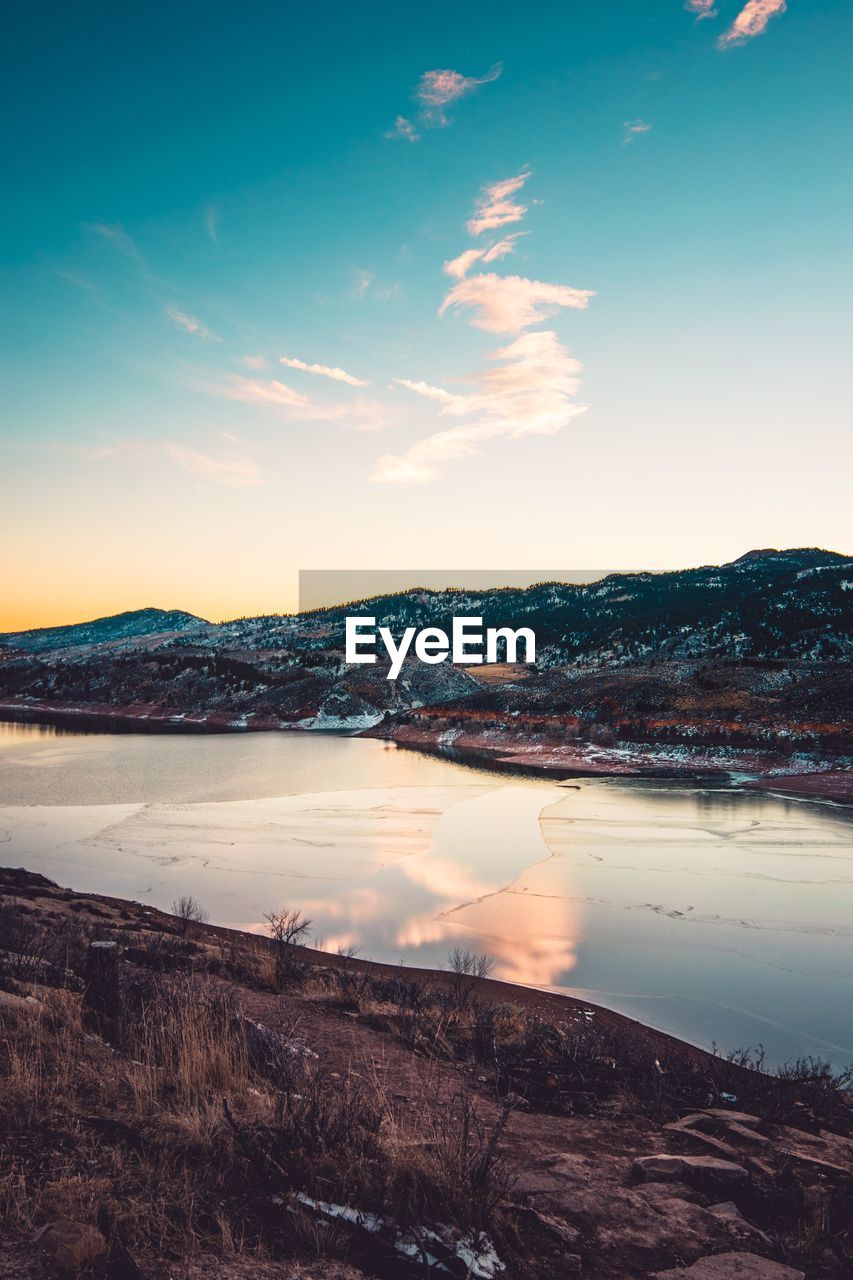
[
  {"xmin": 719, "ymin": 0, "xmax": 786, "ymax": 46},
  {"xmin": 217, "ymin": 376, "xmax": 312, "ymax": 409},
  {"xmin": 374, "ymin": 330, "xmax": 586, "ymax": 484},
  {"xmin": 443, "ymin": 233, "xmax": 526, "ymax": 280},
  {"xmin": 467, "ymin": 172, "xmax": 531, "ymax": 237},
  {"xmin": 280, "ymin": 356, "xmax": 368, "ymax": 387},
  {"xmin": 439, "ymin": 272, "xmax": 595, "ymax": 333},
  {"xmin": 684, "ymin": 0, "xmax": 717, "ymax": 17},
  {"xmin": 416, "ymin": 64, "xmax": 502, "ymax": 127},
  {"xmin": 482, "ymin": 232, "xmax": 525, "ymax": 263},
  {"xmin": 442, "ymin": 247, "xmax": 487, "ymax": 280},
  {"xmin": 203, "ymin": 375, "xmax": 388, "ymax": 432},
  {"xmin": 164, "ymin": 443, "xmax": 263, "ymax": 487}
]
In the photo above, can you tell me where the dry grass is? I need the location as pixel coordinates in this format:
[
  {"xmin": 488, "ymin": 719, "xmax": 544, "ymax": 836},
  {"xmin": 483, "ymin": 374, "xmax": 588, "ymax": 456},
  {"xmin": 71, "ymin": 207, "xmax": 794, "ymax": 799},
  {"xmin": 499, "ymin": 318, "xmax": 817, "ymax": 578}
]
[{"xmin": 0, "ymin": 964, "xmax": 513, "ymax": 1274}]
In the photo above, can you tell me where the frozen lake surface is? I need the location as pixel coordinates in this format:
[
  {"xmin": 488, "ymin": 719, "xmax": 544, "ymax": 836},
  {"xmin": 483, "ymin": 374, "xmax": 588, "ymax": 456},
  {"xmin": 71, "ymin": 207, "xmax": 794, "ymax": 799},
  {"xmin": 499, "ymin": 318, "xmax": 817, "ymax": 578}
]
[{"xmin": 1, "ymin": 720, "xmax": 852, "ymax": 1067}]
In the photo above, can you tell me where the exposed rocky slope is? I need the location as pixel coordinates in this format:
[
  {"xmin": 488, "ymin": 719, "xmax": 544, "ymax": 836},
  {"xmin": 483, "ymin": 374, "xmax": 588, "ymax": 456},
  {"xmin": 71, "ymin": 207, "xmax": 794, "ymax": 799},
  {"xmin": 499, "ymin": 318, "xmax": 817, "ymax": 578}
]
[{"xmin": 2, "ymin": 867, "xmax": 852, "ymax": 1279}]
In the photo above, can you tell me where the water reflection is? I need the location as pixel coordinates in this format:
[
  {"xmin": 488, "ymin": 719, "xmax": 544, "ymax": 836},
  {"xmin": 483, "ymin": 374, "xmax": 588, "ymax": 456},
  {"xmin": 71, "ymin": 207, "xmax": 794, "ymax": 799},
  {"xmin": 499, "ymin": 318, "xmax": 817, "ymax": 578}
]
[{"xmin": 1, "ymin": 722, "xmax": 852, "ymax": 1067}]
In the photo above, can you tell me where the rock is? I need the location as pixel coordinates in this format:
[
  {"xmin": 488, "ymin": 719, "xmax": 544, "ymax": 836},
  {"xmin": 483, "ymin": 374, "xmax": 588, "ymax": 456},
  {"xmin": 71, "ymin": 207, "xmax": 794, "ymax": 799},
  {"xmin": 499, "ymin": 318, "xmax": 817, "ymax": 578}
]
[
  {"xmin": 0, "ymin": 990, "xmax": 41, "ymax": 1014},
  {"xmin": 724, "ymin": 1122, "xmax": 772, "ymax": 1152},
  {"xmin": 33, "ymin": 1221, "xmax": 108, "ymax": 1275},
  {"xmin": 701, "ymin": 1109, "xmax": 761, "ymax": 1128},
  {"xmin": 664, "ymin": 1123, "xmax": 743, "ymax": 1162},
  {"xmin": 633, "ymin": 1154, "xmax": 749, "ymax": 1191},
  {"xmin": 708, "ymin": 1203, "xmax": 771, "ymax": 1244},
  {"xmin": 675, "ymin": 1113, "xmax": 772, "ymax": 1154},
  {"xmin": 650, "ymin": 1251, "xmax": 805, "ymax": 1279}
]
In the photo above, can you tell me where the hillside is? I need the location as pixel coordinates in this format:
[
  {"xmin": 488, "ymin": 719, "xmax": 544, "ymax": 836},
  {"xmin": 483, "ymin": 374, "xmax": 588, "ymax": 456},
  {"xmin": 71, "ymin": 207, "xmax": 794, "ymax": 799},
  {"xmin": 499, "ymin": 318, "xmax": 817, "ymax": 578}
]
[
  {"xmin": 2, "ymin": 867, "xmax": 853, "ymax": 1280},
  {"xmin": 0, "ymin": 551, "xmax": 850, "ymax": 787},
  {"xmin": 0, "ymin": 607, "xmax": 208, "ymax": 654}
]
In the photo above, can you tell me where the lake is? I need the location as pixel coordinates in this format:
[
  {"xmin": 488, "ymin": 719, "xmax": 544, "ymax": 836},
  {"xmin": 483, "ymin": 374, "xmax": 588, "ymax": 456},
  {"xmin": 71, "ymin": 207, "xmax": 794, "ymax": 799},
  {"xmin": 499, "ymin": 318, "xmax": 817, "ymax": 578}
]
[{"xmin": 1, "ymin": 719, "xmax": 851, "ymax": 1068}]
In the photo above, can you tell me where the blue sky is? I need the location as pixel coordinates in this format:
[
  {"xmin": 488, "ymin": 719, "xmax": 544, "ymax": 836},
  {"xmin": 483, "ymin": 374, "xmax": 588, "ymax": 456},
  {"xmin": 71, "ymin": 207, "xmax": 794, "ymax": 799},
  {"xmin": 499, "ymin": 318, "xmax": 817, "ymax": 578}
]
[{"xmin": 1, "ymin": 0, "xmax": 851, "ymax": 626}]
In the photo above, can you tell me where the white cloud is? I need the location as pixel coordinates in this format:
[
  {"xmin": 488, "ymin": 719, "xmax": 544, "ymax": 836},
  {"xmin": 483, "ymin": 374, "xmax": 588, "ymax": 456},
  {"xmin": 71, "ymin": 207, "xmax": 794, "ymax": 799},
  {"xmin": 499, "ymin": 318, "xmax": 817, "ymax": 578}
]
[
  {"xmin": 719, "ymin": 0, "xmax": 786, "ymax": 46},
  {"xmin": 467, "ymin": 172, "xmax": 531, "ymax": 237},
  {"xmin": 439, "ymin": 273, "xmax": 594, "ymax": 333},
  {"xmin": 374, "ymin": 330, "xmax": 586, "ymax": 484},
  {"xmin": 385, "ymin": 115, "xmax": 420, "ymax": 142},
  {"xmin": 623, "ymin": 118, "xmax": 652, "ymax": 144},
  {"xmin": 205, "ymin": 206, "xmax": 219, "ymax": 242},
  {"xmin": 280, "ymin": 356, "xmax": 369, "ymax": 387},
  {"xmin": 165, "ymin": 304, "xmax": 221, "ymax": 341}
]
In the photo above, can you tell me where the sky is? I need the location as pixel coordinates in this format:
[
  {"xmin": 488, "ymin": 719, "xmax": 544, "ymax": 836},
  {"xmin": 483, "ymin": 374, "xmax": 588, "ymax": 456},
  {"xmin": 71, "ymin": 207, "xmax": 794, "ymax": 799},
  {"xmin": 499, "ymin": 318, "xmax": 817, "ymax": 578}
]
[{"xmin": 1, "ymin": 0, "xmax": 852, "ymax": 629}]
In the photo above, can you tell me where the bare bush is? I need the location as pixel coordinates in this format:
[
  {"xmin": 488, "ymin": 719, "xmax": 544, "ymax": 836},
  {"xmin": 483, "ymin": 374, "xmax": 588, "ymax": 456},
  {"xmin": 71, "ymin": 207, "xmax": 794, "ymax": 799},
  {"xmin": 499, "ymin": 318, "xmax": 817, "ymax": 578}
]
[
  {"xmin": 171, "ymin": 895, "xmax": 209, "ymax": 934},
  {"xmin": 446, "ymin": 948, "xmax": 494, "ymax": 1009},
  {"xmin": 265, "ymin": 907, "xmax": 312, "ymax": 988}
]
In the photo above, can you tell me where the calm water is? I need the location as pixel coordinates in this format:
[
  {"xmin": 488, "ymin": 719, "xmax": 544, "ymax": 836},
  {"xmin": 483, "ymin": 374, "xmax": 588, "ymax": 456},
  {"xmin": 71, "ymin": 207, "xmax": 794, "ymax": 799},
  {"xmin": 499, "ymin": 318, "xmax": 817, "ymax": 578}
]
[{"xmin": 1, "ymin": 720, "xmax": 852, "ymax": 1067}]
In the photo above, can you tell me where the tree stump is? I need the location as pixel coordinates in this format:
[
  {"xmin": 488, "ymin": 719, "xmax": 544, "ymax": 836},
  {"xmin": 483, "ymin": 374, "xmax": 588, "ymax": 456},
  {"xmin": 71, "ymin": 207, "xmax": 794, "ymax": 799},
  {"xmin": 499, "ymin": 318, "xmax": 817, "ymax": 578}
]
[{"xmin": 83, "ymin": 941, "xmax": 120, "ymax": 1021}]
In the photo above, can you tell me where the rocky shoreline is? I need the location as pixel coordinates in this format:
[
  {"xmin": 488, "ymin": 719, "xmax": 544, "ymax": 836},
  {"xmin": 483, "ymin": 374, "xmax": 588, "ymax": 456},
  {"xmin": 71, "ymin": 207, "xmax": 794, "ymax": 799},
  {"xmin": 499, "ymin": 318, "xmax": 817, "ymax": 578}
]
[{"xmin": 2, "ymin": 695, "xmax": 851, "ymax": 804}]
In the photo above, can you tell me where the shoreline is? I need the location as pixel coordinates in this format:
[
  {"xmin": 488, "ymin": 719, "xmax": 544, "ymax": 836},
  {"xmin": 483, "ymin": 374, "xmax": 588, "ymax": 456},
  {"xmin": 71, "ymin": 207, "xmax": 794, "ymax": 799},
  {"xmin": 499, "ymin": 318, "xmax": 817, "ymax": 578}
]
[
  {"xmin": 2, "ymin": 695, "xmax": 851, "ymax": 803},
  {"xmin": 6, "ymin": 863, "xmax": 853, "ymax": 1279}
]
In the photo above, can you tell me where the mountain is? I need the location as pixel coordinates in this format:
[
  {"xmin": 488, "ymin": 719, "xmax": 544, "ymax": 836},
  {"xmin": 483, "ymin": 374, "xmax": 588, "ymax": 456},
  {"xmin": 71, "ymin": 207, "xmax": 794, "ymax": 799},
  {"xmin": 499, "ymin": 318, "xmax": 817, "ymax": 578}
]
[
  {"xmin": 0, "ymin": 607, "xmax": 208, "ymax": 654},
  {"xmin": 290, "ymin": 547, "xmax": 852, "ymax": 666},
  {"xmin": 0, "ymin": 550, "xmax": 850, "ymax": 752}
]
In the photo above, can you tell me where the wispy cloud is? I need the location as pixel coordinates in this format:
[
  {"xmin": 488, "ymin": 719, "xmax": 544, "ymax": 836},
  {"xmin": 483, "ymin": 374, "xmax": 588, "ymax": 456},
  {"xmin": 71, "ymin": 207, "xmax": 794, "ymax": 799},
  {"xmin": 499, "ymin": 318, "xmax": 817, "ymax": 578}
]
[
  {"xmin": 718, "ymin": 0, "xmax": 786, "ymax": 46},
  {"xmin": 385, "ymin": 115, "xmax": 420, "ymax": 142},
  {"xmin": 204, "ymin": 375, "xmax": 389, "ymax": 432},
  {"xmin": 622, "ymin": 118, "xmax": 652, "ymax": 145},
  {"xmin": 347, "ymin": 268, "xmax": 374, "ymax": 300},
  {"xmin": 84, "ymin": 221, "xmax": 142, "ymax": 260},
  {"xmin": 467, "ymin": 172, "xmax": 530, "ymax": 237},
  {"xmin": 280, "ymin": 356, "xmax": 369, "ymax": 387},
  {"xmin": 164, "ymin": 442, "xmax": 263, "ymax": 487},
  {"xmin": 374, "ymin": 330, "xmax": 586, "ymax": 484},
  {"xmin": 373, "ymin": 170, "xmax": 594, "ymax": 483},
  {"xmin": 57, "ymin": 270, "xmax": 103, "ymax": 296},
  {"xmin": 165, "ymin": 304, "xmax": 221, "ymax": 341},
  {"xmin": 214, "ymin": 376, "xmax": 312, "ymax": 410},
  {"xmin": 345, "ymin": 267, "xmax": 399, "ymax": 303},
  {"xmin": 205, "ymin": 206, "xmax": 219, "ymax": 242},
  {"xmin": 416, "ymin": 64, "xmax": 503, "ymax": 126},
  {"xmin": 443, "ymin": 232, "xmax": 525, "ymax": 281},
  {"xmin": 684, "ymin": 0, "xmax": 717, "ymax": 18},
  {"xmin": 440, "ymin": 273, "xmax": 594, "ymax": 333},
  {"xmin": 240, "ymin": 354, "xmax": 269, "ymax": 371},
  {"xmin": 387, "ymin": 64, "xmax": 502, "ymax": 140}
]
